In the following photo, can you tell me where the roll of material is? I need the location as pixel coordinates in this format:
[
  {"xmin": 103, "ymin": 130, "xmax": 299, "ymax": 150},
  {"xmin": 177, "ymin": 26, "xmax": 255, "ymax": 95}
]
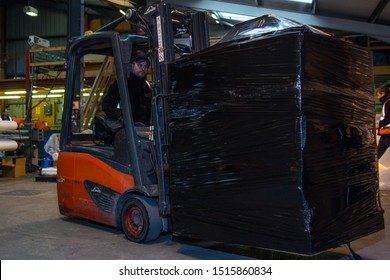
[
  {"xmin": 0, "ymin": 139, "xmax": 18, "ymax": 151},
  {"xmin": 0, "ymin": 121, "xmax": 18, "ymax": 130}
]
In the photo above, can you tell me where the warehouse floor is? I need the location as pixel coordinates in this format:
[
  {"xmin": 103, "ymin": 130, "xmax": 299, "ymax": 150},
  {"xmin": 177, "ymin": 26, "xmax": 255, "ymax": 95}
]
[{"xmin": 0, "ymin": 170, "xmax": 389, "ymax": 260}]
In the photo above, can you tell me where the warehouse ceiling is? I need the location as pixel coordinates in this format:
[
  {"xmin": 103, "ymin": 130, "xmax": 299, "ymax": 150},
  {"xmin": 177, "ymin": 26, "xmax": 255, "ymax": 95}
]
[
  {"xmin": 164, "ymin": 0, "xmax": 390, "ymax": 44},
  {"xmin": 2, "ymin": 0, "xmax": 390, "ymax": 43}
]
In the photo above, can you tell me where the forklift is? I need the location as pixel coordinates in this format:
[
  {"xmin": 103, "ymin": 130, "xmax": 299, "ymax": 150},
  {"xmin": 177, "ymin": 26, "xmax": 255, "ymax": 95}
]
[{"xmin": 57, "ymin": 0, "xmax": 209, "ymax": 242}]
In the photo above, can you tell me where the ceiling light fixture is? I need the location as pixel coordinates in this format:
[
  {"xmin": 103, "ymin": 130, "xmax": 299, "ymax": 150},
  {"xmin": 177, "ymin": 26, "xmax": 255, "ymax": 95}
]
[{"xmin": 23, "ymin": 5, "xmax": 38, "ymax": 17}]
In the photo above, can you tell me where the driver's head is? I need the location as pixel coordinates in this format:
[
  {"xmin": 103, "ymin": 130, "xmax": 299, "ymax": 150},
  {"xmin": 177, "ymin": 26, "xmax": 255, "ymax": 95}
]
[{"xmin": 130, "ymin": 50, "xmax": 150, "ymax": 78}]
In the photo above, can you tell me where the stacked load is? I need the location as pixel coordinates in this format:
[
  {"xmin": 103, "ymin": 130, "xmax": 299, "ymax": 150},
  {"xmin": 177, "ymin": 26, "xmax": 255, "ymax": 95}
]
[{"xmin": 167, "ymin": 15, "xmax": 384, "ymax": 255}]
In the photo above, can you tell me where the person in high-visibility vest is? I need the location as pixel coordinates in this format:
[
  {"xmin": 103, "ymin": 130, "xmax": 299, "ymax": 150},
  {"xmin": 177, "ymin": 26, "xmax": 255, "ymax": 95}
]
[
  {"xmin": 0, "ymin": 108, "xmax": 12, "ymax": 121},
  {"xmin": 377, "ymin": 87, "xmax": 390, "ymax": 159}
]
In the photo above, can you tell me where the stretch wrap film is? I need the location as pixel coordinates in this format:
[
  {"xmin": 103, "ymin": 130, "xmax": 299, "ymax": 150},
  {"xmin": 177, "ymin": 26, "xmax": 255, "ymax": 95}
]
[{"xmin": 167, "ymin": 15, "xmax": 384, "ymax": 255}]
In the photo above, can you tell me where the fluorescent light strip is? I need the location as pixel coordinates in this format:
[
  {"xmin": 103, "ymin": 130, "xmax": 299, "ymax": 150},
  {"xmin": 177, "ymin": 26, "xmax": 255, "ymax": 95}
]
[
  {"xmin": 218, "ymin": 12, "xmax": 254, "ymax": 22},
  {"xmin": 50, "ymin": 89, "xmax": 65, "ymax": 93},
  {"xmin": 4, "ymin": 90, "xmax": 38, "ymax": 95},
  {"xmin": 32, "ymin": 94, "xmax": 62, "ymax": 98},
  {"xmin": 83, "ymin": 92, "xmax": 103, "ymax": 96},
  {"xmin": 0, "ymin": 96, "xmax": 22, "ymax": 99},
  {"xmin": 217, "ymin": 1, "xmax": 313, "ymax": 22},
  {"xmin": 287, "ymin": 0, "xmax": 313, "ymax": 3},
  {"xmin": 4, "ymin": 91, "xmax": 26, "ymax": 94}
]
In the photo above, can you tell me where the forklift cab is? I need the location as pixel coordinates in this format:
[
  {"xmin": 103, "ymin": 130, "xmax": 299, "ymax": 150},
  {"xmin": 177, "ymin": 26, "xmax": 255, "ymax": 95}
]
[
  {"xmin": 57, "ymin": 31, "xmax": 160, "ymax": 239},
  {"xmin": 61, "ymin": 31, "xmax": 154, "ymax": 177}
]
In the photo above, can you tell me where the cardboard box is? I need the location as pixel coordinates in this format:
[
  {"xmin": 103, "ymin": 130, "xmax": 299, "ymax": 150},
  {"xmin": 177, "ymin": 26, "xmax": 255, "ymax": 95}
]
[{"xmin": 2, "ymin": 157, "xmax": 26, "ymax": 178}]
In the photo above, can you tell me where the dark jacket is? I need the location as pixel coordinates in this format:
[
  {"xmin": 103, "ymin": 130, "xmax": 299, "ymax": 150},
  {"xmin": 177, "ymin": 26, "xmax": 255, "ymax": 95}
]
[
  {"xmin": 102, "ymin": 72, "xmax": 151, "ymax": 125},
  {"xmin": 379, "ymin": 96, "xmax": 390, "ymax": 128},
  {"xmin": 0, "ymin": 114, "xmax": 11, "ymax": 121}
]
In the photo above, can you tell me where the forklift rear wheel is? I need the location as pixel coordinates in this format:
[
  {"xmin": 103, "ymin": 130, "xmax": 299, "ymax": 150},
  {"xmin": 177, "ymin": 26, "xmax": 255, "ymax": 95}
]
[{"xmin": 121, "ymin": 196, "xmax": 161, "ymax": 243}]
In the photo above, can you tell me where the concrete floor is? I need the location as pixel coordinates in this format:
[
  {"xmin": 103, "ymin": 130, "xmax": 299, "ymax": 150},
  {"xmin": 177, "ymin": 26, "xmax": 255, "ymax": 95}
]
[{"xmin": 0, "ymin": 170, "xmax": 389, "ymax": 260}]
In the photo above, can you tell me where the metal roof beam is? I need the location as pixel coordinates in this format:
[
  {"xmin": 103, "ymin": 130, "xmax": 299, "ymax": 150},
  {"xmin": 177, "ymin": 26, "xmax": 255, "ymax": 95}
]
[
  {"xmin": 367, "ymin": 0, "xmax": 390, "ymax": 23},
  {"xmin": 166, "ymin": 0, "xmax": 390, "ymax": 43}
]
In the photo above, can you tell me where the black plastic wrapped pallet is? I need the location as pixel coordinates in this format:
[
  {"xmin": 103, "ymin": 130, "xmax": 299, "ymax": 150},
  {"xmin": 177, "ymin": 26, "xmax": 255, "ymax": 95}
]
[{"xmin": 167, "ymin": 16, "xmax": 384, "ymax": 255}]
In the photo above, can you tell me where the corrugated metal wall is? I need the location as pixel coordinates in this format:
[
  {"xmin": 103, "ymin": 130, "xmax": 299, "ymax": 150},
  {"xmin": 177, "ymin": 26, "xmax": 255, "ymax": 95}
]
[{"xmin": 5, "ymin": 4, "xmax": 68, "ymax": 77}]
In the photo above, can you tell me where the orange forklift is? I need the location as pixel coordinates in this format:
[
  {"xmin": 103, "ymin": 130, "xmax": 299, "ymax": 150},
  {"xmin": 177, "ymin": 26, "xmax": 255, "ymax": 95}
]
[
  {"xmin": 57, "ymin": 1, "xmax": 209, "ymax": 243},
  {"xmin": 57, "ymin": 0, "xmax": 384, "ymax": 256}
]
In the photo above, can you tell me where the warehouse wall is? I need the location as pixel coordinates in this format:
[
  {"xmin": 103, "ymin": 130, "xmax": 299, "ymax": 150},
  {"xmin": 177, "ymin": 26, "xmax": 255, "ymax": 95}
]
[
  {"xmin": 1, "ymin": 98, "xmax": 63, "ymax": 130},
  {"xmin": 4, "ymin": 4, "xmax": 67, "ymax": 77}
]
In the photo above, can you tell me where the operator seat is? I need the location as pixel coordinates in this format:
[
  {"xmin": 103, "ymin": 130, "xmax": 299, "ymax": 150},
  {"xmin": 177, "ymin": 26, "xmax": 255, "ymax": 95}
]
[
  {"xmin": 93, "ymin": 114, "xmax": 123, "ymax": 146},
  {"xmin": 93, "ymin": 115, "xmax": 156, "ymax": 184}
]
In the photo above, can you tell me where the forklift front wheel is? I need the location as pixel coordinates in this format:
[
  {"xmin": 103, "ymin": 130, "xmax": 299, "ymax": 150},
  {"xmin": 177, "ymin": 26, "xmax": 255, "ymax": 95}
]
[{"xmin": 121, "ymin": 197, "xmax": 162, "ymax": 243}]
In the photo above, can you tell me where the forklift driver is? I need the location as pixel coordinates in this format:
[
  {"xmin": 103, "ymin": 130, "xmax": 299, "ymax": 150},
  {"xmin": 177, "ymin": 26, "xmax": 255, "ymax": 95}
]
[{"xmin": 102, "ymin": 49, "xmax": 152, "ymax": 126}]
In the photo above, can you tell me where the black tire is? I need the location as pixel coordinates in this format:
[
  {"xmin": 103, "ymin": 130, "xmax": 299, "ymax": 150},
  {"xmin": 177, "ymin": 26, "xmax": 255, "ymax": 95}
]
[{"xmin": 121, "ymin": 196, "xmax": 161, "ymax": 243}]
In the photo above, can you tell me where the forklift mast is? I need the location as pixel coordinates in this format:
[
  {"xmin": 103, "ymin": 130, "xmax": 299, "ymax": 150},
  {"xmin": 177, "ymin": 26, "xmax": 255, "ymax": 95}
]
[{"xmin": 143, "ymin": 1, "xmax": 210, "ymax": 216}]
